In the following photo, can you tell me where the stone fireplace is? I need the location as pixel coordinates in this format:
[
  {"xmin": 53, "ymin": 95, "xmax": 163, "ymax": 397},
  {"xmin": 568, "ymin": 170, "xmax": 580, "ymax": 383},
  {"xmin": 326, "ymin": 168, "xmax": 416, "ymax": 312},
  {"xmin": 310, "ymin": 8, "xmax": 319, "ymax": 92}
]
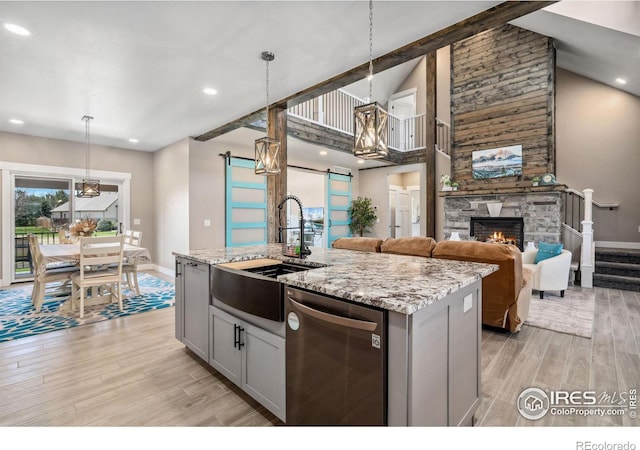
[{"xmin": 443, "ymin": 189, "xmax": 564, "ymax": 246}]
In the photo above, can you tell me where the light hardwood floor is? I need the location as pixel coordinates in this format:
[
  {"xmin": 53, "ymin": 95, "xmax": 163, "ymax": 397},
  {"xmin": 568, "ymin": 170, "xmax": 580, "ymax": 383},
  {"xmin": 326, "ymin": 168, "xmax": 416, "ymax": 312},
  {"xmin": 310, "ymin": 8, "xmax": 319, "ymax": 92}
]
[{"xmin": 1, "ymin": 271, "xmax": 638, "ymax": 427}]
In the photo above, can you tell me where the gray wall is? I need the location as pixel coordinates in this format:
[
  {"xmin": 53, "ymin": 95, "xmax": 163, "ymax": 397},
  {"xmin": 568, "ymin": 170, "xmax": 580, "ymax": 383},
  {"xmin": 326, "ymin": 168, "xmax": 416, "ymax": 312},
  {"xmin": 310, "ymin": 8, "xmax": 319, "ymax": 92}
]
[
  {"xmin": 153, "ymin": 137, "xmax": 189, "ymax": 269},
  {"xmin": 556, "ymin": 69, "xmax": 640, "ymax": 243},
  {"xmin": 395, "ymin": 56, "xmax": 426, "ymax": 116},
  {"xmin": 0, "ymin": 131, "xmax": 155, "ymax": 275}
]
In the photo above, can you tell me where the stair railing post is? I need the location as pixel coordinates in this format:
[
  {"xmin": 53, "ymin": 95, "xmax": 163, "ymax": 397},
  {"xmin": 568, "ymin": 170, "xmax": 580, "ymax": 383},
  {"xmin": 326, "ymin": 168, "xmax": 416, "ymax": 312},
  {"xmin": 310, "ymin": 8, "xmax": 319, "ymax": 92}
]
[{"xmin": 581, "ymin": 188, "xmax": 594, "ymax": 288}]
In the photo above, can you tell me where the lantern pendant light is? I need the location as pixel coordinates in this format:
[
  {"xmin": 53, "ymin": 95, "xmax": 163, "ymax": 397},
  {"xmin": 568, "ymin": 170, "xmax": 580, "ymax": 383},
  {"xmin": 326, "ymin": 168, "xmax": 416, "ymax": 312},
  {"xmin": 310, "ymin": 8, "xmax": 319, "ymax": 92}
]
[
  {"xmin": 77, "ymin": 115, "xmax": 101, "ymax": 198},
  {"xmin": 255, "ymin": 51, "xmax": 281, "ymax": 175},
  {"xmin": 353, "ymin": 0, "xmax": 388, "ymax": 159}
]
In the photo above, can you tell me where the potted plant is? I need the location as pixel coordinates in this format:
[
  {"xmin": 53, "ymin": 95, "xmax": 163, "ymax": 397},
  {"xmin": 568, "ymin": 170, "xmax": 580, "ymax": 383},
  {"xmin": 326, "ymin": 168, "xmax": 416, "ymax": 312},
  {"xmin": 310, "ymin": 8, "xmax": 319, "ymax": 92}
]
[
  {"xmin": 451, "ymin": 181, "xmax": 459, "ymax": 191},
  {"xmin": 347, "ymin": 196, "xmax": 377, "ymax": 237},
  {"xmin": 440, "ymin": 174, "xmax": 452, "ymax": 191},
  {"xmin": 532, "ymin": 176, "xmax": 541, "ymax": 186}
]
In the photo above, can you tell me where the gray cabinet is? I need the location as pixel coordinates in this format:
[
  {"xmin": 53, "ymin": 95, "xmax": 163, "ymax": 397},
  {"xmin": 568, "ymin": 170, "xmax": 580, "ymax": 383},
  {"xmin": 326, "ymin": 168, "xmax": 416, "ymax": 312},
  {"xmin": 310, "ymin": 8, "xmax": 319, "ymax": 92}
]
[
  {"xmin": 174, "ymin": 258, "xmax": 209, "ymax": 361},
  {"xmin": 387, "ymin": 280, "xmax": 482, "ymax": 426},
  {"xmin": 210, "ymin": 305, "xmax": 286, "ymax": 422}
]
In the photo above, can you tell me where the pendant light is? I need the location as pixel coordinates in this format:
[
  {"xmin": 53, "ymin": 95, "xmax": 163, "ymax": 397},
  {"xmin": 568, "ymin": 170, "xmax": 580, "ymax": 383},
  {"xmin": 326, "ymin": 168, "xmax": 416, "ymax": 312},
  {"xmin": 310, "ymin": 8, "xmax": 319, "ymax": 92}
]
[
  {"xmin": 77, "ymin": 115, "xmax": 101, "ymax": 198},
  {"xmin": 255, "ymin": 51, "xmax": 281, "ymax": 175},
  {"xmin": 353, "ymin": 0, "xmax": 388, "ymax": 159}
]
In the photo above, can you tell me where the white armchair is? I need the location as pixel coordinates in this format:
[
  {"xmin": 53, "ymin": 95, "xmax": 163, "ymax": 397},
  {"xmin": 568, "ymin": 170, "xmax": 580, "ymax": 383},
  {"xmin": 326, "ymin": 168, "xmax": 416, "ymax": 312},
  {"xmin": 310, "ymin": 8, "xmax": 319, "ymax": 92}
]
[{"xmin": 522, "ymin": 249, "xmax": 572, "ymax": 299}]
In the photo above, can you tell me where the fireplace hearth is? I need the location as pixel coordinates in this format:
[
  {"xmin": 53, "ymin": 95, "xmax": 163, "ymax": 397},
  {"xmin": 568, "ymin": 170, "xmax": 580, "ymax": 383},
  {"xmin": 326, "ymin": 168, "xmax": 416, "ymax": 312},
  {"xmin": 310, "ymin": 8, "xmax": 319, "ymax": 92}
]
[{"xmin": 470, "ymin": 217, "xmax": 525, "ymax": 251}]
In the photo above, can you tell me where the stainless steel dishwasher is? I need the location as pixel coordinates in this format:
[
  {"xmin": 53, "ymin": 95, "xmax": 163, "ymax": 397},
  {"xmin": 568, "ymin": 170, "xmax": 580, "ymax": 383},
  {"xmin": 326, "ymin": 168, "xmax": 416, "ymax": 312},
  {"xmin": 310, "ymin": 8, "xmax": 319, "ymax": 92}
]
[{"xmin": 285, "ymin": 286, "xmax": 387, "ymax": 425}]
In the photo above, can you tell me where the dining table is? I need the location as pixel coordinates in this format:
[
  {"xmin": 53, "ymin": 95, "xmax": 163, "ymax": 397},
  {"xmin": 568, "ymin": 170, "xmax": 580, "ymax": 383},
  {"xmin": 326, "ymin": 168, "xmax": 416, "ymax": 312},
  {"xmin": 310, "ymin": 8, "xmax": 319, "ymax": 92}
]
[{"xmin": 37, "ymin": 242, "xmax": 151, "ymax": 312}]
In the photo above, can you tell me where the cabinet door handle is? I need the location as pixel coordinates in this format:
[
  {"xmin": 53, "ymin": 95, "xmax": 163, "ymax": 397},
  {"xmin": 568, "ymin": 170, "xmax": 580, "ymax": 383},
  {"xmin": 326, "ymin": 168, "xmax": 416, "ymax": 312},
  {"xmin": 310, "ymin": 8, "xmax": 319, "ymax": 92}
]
[
  {"xmin": 238, "ymin": 327, "xmax": 245, "ymax": 348},
  {"xmin": 233, "ymin": 324, "xmax": 239, "ymax": 349}
]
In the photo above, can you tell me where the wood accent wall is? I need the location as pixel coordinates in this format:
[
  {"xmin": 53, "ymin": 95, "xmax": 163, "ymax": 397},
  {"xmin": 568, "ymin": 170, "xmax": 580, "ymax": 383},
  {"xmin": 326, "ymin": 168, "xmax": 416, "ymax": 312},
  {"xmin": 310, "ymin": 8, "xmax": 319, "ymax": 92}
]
[{"xmin": 451, "ymin": 24, "xmax": 555, "ymax": 190}]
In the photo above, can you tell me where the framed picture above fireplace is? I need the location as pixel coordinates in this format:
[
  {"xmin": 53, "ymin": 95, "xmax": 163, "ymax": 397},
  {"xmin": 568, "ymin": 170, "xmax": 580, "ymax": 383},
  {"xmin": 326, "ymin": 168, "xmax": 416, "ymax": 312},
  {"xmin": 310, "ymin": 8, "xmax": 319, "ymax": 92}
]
[{"xmin": 472, "ymin": 144, "xmax": 523, "ymax": 179}]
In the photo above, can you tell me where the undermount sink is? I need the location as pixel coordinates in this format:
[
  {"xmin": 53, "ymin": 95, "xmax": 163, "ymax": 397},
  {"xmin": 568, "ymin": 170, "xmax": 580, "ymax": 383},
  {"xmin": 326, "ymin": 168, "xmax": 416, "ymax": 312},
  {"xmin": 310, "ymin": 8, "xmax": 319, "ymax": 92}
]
[{"xmin": 211, "ymin": 259, "xmax": 315, "ymax": 322}]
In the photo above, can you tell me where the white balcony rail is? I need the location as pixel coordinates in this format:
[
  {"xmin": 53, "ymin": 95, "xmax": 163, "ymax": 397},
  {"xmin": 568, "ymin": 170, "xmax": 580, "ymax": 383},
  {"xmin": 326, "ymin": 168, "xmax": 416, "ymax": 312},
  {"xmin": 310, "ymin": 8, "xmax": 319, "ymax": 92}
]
[{"xmin": 289, "ymin": 89, "xmax": 438, "ymax": 153}]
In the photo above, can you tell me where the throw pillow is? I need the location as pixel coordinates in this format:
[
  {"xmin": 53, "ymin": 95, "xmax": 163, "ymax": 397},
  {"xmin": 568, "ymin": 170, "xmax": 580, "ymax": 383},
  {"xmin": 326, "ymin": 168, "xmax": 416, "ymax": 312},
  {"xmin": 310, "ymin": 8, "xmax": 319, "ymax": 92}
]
[{"xmin": 534, "ymin": 242, "xmax": 563, "ymax": 264}]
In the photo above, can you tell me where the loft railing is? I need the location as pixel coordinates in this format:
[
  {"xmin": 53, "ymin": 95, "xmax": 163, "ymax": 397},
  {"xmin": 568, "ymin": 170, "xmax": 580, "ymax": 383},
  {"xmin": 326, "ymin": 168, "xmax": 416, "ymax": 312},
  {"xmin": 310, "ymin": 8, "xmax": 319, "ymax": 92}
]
[
  {"xmin": 288, "ymin": 89, "xmax": 435, "ymax": 152},
  {"xmin": 436, "ymin": 118, "xmax": 451, "ymax": 156},
  {"xmin": 288, "ymin": 89, "xmax": 365, "ymax": 136}
]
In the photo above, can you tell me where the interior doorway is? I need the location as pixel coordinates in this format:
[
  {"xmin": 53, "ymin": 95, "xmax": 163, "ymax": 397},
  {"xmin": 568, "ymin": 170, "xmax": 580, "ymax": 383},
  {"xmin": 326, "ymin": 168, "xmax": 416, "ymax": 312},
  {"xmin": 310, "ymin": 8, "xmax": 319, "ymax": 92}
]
[
  {"xmin": 387, "ymin": 170, "xmax": 420, "ymax": 238},
  {"xmin": 388, "ymin": 89, "xmax": 417, "ymax": 149}
]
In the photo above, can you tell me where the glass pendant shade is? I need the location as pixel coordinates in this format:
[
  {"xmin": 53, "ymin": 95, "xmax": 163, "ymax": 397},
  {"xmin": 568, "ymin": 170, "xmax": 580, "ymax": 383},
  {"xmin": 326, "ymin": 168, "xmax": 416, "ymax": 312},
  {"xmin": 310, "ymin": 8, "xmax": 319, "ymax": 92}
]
[
  {"xmin": 353, "ymin": 102, "xmax": 388, "ymax": 159},
  {"xmin": 254, "ymin": 136, "xmax": 281, "ymax": 175}
]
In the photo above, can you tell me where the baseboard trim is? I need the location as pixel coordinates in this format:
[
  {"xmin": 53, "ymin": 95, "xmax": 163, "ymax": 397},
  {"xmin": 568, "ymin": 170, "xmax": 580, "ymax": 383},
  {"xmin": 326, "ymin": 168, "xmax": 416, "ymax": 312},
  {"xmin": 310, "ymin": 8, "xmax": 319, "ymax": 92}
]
[
  {"xmin": 149, "ymin": 264, "xmax": 175, "ymax": 277},
  {"xmin": 595, "ymin": 241, "xmax": 640, "ymax": 250}
]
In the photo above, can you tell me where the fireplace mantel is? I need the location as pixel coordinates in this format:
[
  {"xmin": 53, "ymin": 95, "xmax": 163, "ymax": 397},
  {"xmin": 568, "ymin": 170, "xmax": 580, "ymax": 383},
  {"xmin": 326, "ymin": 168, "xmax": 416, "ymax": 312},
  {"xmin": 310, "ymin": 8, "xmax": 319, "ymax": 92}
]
[{"xmin": 439, "ymin": 184, "xmax": 567, "ymax": 197}]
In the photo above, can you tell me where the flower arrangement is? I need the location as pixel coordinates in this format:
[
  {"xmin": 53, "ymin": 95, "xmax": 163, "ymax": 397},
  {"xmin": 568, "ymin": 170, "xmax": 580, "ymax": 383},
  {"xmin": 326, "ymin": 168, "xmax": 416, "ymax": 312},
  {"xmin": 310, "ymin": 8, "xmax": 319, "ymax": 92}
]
[
  {"xmin": 531, "ymin": 176, "xmax": 541, "ymax": 186},
  {"xmin": 441, "ymin": 174, "xmax": 458, "ymax": 191},
  {"xmin": 69, "ymin": 217, "xmax": 98, "ymax": 237}
]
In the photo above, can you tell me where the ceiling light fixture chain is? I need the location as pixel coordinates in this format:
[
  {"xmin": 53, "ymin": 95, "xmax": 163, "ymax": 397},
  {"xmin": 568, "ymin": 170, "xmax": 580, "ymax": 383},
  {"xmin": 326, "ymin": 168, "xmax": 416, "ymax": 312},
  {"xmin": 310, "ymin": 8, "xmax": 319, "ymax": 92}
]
[
  {"xmin": 368, "ymin": 0, "xmax": 373, "ymax": 100},
  {"xmin": 77, "ymin": 114, "xmax": 100, "ymax": 198},
  {"xmin": 352, "ymin": 0, "xmax": 388, "ymax": 160},
  {"xmin": 255, "ymin": 51, "xmax": 280, "ymax": 175},
  {"xmin": 83, "ymin": 115, "xmax": 93, "ymax": 181},
  {"xmin": 265, "ymin": 53, "xmax": 271, "ymax": 121}
]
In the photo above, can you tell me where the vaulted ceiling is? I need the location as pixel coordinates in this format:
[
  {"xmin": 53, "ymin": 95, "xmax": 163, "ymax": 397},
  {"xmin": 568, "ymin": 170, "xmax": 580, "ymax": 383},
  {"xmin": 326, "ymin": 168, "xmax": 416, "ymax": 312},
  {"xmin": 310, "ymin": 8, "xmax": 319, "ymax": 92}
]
[{"xmin": 1, "ymin": 1, "xmax": 638, "ymax": 156}]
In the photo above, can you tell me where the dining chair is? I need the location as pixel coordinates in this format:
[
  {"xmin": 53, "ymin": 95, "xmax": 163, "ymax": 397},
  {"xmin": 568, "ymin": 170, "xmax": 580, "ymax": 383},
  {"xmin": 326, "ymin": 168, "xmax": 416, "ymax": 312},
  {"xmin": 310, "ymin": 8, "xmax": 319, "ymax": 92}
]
[
  {"xmin": 28, "ymin": 234, "xmax": 78, "ymax": 312},
  {"xmin": 122, "ymin": 231, "xmax": 143, "ymax": 296},
  {"xmin": 70, "ymin": 235, "xmax": 125, "ymax": 318}
]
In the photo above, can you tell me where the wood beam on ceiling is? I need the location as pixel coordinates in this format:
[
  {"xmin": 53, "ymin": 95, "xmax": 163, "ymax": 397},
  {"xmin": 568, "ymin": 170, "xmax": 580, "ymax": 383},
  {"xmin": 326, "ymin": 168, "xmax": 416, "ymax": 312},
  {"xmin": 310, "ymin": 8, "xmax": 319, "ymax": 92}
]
[
  {"xmin": 250, "ymin": 115, "xmax": 405, "ymax": 163},
  {"xmin": 195, "ymin": 1, "xmax": 556, "ymax": 142}
]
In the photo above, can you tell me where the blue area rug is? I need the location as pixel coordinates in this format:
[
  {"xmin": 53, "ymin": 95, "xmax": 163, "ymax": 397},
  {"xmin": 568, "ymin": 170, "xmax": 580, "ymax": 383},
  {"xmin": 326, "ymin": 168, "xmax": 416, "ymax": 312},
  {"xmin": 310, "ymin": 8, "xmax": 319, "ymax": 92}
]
[{"xmin": 0, "ymin": 273, "xmax": 174, "ymax": 343}]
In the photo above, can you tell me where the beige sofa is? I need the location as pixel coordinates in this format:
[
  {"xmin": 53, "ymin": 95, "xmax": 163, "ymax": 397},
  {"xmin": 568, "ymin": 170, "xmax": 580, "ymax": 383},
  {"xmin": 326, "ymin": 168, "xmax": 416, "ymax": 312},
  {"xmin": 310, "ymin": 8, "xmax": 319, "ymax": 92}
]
[{"xmin": 332, "ymin": 236, "xmax": 532, "ymax": 332}]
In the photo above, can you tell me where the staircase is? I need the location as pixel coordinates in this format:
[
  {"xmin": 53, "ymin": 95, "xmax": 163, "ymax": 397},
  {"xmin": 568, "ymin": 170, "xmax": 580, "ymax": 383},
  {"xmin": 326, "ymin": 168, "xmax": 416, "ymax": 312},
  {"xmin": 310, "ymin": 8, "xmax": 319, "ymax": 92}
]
[{"xmin": 594, "ymin": 247, "xmax": 640, "ymax": 292}]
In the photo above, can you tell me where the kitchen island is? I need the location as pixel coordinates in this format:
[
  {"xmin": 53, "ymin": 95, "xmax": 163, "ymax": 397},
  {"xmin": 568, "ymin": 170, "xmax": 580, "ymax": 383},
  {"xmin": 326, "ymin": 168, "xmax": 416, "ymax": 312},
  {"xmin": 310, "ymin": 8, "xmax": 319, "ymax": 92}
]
[{"xmin": 173, "ymin": 244, "xmax": 497, "ymax": 426}]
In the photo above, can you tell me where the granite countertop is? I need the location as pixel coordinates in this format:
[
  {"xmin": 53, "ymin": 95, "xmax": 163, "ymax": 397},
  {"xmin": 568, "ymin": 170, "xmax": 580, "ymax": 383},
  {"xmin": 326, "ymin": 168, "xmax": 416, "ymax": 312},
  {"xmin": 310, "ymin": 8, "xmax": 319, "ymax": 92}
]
[{"xmin": 173, "ymin": 244, "xmax": 497, "ymax": 315}]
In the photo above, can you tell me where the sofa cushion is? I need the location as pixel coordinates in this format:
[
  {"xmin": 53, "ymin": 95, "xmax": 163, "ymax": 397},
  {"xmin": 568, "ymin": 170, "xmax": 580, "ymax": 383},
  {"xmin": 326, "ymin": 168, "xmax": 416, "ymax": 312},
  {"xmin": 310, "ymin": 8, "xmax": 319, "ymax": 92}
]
[
  {"xmin": 534, "ymin": 242, "xmax": 564, "ymax": 264},
  {"xmin": 331, "ymin": 237, "xmax": 383, "ymax": 252},
  {"xmin": 380, "ymin": 237, "xmax": 437, "ymax": 258}
]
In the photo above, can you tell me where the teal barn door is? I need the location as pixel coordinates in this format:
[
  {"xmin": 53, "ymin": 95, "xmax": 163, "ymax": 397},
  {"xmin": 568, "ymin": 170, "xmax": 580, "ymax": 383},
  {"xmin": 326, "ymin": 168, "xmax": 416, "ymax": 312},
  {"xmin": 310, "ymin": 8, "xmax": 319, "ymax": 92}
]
[
  {"xmin": 326, "ymin": 173, "xmax": 352, "ymax": 247},
  {"xmin": 225, "ymin": 157, "xmax": 267, "ymax": 247}
]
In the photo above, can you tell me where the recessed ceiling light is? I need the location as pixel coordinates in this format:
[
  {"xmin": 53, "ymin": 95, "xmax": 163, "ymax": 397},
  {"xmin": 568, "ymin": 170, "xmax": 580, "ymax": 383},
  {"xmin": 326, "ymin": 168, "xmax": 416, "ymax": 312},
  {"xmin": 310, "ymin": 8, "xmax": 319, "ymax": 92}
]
[
  {"xmin": 615, "ymin": 78, "xmax": 627, "ymax": 85},
  {"xmin": 129, "ymin": 138, "xmax": 139, "ymax": 143},
  {"xmin": 357, "ymin": 159, "xmax": 365, "ymax": 164},
  {"xmin": 3, "ymin": 23, "xmax": 30, "ymax": 36},
  {"xmin": 9, "ymin": 119, "xmax": 24, "ymax": 125},
  {"xmin": 319, "ymin": 150, "xmax": 327, "ymax": 156},
  {"xmin": 203, "ymin": 88, "xmax": 218, "ymax": 95}
]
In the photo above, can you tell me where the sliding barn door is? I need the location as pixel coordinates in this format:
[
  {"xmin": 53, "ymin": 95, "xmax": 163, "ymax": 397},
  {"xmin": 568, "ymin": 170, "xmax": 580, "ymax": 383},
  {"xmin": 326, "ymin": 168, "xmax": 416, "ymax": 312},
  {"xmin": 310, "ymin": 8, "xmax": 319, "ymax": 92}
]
[
  {"xmin": 225, "ymin": 157, "xmax": 267, "ymax": 247},
  {"xmin": 326, "ymin": 173, "xmax": 352, "ymax": 247}
]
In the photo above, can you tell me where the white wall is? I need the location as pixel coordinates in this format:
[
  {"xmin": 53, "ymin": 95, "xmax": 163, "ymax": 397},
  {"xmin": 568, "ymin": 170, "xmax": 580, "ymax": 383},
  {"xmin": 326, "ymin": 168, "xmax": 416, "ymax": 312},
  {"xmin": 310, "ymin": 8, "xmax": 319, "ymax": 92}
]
[
  {"xmin": 288, "ymin": 168, "xmax": 325, "ymax": 209},
  {"xmin": 153, "ymin": 138, "xmax": 190, "ymax": 270}
]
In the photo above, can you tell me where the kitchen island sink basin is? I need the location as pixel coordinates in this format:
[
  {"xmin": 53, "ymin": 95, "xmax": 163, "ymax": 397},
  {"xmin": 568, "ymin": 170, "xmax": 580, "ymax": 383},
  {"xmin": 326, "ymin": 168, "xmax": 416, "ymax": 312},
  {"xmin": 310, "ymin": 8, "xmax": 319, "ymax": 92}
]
[{"xmin": 211, "ymin": 259, "xmax": 314, "ymax": 322}]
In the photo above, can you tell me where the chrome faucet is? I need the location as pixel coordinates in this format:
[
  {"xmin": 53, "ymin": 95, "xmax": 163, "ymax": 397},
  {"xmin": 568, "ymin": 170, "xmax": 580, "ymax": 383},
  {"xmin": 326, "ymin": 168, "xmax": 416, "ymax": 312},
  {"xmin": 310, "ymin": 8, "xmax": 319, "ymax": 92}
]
[{"xmin": 277, "ymin": 194, "xmax": 312, "ymax": 257}]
